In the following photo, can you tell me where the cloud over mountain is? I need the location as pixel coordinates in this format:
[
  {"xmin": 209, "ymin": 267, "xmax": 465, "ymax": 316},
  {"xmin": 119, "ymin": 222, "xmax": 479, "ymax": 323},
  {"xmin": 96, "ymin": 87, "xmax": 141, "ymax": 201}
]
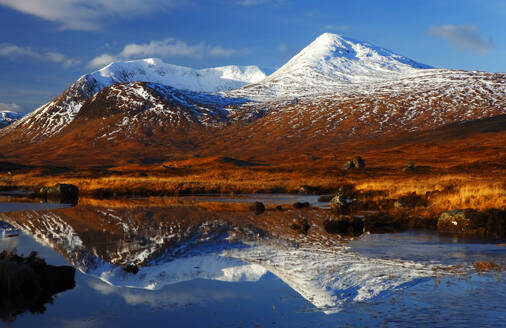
[
  {"xmin": 427, "ymin": 24, "xmax": 491, "ymax": 54},
  {"xmin": 88, "ymin": 38, "xmax": 247, "ymax": 68}
]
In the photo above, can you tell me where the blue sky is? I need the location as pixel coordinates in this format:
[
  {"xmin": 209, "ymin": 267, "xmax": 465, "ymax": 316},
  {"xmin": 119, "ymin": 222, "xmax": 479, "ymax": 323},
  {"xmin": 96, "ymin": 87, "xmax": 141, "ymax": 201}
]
[{"xmin": 0, "ymin": 0, "xmax": 504, "ymax": 113}]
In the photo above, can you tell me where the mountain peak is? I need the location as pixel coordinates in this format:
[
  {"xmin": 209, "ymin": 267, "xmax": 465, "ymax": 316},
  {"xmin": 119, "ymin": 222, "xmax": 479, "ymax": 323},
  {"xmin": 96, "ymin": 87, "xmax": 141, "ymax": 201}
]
[{"xmin": 265, "ymin": 32, "xmax": 432, "ymax": 86}]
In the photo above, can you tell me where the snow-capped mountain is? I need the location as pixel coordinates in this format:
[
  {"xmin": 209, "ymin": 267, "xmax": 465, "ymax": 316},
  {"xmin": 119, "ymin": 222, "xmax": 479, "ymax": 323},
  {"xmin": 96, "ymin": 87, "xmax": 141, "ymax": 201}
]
[
  {"xmin": 0, "ymin": 33, "xmax": 504, "ymax": 164},
  {"xmin": 87, "ymin": 58, "xmax": 267, "ymax": 93},
  {"xmin": 0, "ymin": 110, "xmax": 24, "ymax": 129},
  {"xmin": 228, "ymin": 32, "xmax": 432, "ymax": 99},
  {"xmin": 0, "ymin": 58, "xmax": 265, "ymax": 139}
]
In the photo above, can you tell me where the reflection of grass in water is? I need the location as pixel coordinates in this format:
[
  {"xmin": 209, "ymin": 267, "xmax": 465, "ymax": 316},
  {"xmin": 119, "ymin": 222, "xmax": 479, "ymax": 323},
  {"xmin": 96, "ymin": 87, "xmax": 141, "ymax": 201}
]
[{"xmin": 473, "ymin": 261, "xmax": 504, "ymax": 274}]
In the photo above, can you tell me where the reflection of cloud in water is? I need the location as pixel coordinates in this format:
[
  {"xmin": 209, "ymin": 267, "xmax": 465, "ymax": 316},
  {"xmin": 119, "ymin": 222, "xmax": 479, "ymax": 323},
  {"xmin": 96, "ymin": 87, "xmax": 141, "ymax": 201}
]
[
  {"xmin": 88, "ymin": 280, "xmax": 246, "ymax": 308},
  {"xmin": 93, "ymin": 254, "xmax": 267, "ymax": 290},
  {"xmin": 58, "ymin": 317, "xmax": 104, "ymax": 328}
]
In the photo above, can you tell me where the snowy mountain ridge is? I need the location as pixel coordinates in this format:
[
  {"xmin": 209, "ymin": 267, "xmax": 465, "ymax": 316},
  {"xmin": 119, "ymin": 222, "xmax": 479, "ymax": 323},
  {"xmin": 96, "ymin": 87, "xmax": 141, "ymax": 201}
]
[
  {"xmin": 1, "ymin": 58, "xmax": 265, "ymax": 139},
  {"xmin": 0, "ymin": 110, "xmax": 24, "ymax": 129},
  {"xmin": 87, "ymin": 58, "xmax": 267, "ymax": 93},
  {"xmin": 1, "ymin": 32, "xmax": 504, "ymax": 149}
]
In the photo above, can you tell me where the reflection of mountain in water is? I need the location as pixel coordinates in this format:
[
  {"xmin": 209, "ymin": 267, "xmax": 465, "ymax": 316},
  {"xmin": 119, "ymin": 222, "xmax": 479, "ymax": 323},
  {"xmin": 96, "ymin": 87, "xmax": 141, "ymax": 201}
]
[{"xmin": 0, "ymin": 204, "xmax": 448, "ymax": 313}]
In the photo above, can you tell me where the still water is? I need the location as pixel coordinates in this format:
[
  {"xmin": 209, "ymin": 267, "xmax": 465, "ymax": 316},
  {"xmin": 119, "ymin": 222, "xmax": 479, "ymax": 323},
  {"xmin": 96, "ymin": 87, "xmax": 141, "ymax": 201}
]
[{"xmin": 0, "ymin": 199, "xmax": 504, "ymax": 327}]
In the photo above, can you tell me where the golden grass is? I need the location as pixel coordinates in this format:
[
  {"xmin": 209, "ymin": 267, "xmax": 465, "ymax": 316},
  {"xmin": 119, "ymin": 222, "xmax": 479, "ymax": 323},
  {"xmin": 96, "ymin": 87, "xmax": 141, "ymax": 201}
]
[
  {"xmin": 356, "ymin": 175, "xmax": 506, "ymax": 212},
  {"xmin": 1, "ymin": 164, "xmax": 505, "ymax": 216}
]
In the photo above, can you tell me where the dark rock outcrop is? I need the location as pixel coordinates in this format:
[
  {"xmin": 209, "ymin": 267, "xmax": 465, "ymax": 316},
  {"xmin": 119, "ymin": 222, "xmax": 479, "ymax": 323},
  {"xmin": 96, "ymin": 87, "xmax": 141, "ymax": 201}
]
[
  {"xmin": 437, "ymin": 208, "xmax": 506, "ymax": 238},
  {"xmin": 342, "ymin": 156, "xmax": 365, "ymax": 170},
  {"xmin": 39, "ymin": 184, "xmax": 79, "ymax": 204},
  {"xmin": 0, "ymin": 251, "xmax": 76, "ymax": 323},
  {"xmin": 437, "ymin": 209, "xmax": 480, "ymax": 233},
  {"xmin": 324, "ymin": 215, "xmax": 364, "ymax": 236}
]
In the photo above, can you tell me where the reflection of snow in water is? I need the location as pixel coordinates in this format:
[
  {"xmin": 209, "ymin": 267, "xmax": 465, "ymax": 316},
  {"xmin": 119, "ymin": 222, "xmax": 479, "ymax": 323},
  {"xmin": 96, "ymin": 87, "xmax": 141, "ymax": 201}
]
[
  {"xmin": 224, "ymin": 242, "xmax": 441, "ymax": 313},
  {"xmin": 85, "ymin": 239, "xmax": 446, "ymax": 314},
  {"xmin": 1, "ymin": 211, "xmax": 450, "ymax": 314}
]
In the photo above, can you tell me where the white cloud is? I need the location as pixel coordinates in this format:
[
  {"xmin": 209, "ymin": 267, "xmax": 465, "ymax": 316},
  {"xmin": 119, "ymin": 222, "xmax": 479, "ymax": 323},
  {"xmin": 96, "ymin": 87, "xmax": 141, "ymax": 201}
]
[
  {"xmin": 0, "ymin": 43, "xmax": 80, "ymax": 67},
  {"xmin": 87, "ymin": 54, "xmax": 117, "ymax": 69},
  {"xmin": 88, "ymin": 38, "xmax": 246, "ymax": 68},
  {"xmin": 0, "ymin": 102, "xmax": 20, "ymax": 111},
  {"xmin": 0, "ymin": 0, "xmax": 182, "ymax": 31},
  {"xmin": 426, "ymin": 24, "xmax": 491, "ymax": 54}
]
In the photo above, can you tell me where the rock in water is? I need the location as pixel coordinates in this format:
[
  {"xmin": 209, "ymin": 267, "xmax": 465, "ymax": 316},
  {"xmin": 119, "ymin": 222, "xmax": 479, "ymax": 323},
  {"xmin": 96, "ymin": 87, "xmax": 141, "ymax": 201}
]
[
  {"xmin": 329, "ymin": 194, "xmax": 353, "ymax": 213},
  {"xmin": 438, "ymin": 208, "xmax": 506, "ymax": 237},
  {"xmin": 437, "ymin": 209, "xmax": 479, "ymax": 233},
  {"xmin": 293, "ymin": 202, "xmax": 310, "ymax": 209}
]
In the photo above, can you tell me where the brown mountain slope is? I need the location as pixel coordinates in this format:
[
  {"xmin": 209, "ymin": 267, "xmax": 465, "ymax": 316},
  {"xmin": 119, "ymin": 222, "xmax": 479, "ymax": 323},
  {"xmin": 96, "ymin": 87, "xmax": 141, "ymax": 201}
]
[{"xmin": 0, "ymin": 70, "xmax": 504, "ymax": 167}]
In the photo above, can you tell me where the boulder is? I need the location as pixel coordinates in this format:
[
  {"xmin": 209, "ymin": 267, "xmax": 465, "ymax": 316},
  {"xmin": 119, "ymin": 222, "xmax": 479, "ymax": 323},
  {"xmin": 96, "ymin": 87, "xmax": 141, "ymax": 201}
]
[
  {"xmin": 438, "ymin": 208, "xmax": 506, "ymax": 237},
  {"xmin": 329, "ymin": 194, "xmax": 353, "ymax": 213},
  {"xmin": 293, "ymin": 202, "xmax": 310, "ymax": 209},
  {"xmin": 250, "ymin": 201, "xmax": 265, "ymax": 214},
  {"xmin": 342, "ymin": 156, "xmax": 365, "ymax": 170},
  {"xmin": 290, "ymin": 218, "xmax": 310, "ymax": 234},
  {"xmin": 341, "ymin": 160, "xmax": 354, "ymax": 170},
  {"xmin": 402, "ymin": 161, "xmax": 415, "ymax": 172},
  {"xmin": 352, "ymin": 156, "xmax": 365, "ymax": 168},
  {"xmin": 39, "ymin": 184, "xmax": 79, "ymax": 204},
  {"xmin": 324, "ymin": 215, "xmax": 364, "ymax": 236},
  {"xmin": 437, "ymin": 209, "xmax": 480, "ymax": 234}
]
